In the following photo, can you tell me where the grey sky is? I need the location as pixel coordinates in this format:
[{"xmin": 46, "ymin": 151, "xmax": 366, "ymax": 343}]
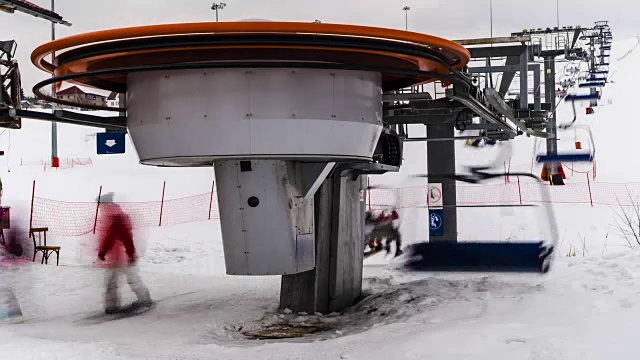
[{"xmin": 2, "ymin": 0, "xmax": 637, "ymax": 94}]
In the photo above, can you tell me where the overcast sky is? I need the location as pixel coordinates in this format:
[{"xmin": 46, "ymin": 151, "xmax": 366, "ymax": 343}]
[{"xmin": 2, "ymin": 0, "xmax": 637, "ymax": 94}]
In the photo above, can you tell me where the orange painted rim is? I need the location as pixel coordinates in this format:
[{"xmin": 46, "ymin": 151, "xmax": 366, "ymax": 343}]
[
  {"xmin": 31, "ymin": 22, "xmax": 470, "ymax": 111},
  {"xmin": 33, "ymin": 21, "xmax": 469, "ymax": 73}
]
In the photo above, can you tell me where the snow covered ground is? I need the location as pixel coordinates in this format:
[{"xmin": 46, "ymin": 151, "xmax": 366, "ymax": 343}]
[{"xmin": 0, "ymin": 37, "xmax": 639, "ymax": 359}]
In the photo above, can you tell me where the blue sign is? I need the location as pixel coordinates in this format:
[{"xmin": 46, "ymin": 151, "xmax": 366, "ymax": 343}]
[
  {"xmin": 429, "ymin": 209, "xmax": 444, "ymax": 237},
  {"xmin": 97, "ymin": 132, "xmax": 126, "ymax": 154}
]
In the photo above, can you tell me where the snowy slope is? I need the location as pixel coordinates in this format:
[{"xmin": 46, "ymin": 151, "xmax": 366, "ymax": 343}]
[{"xmin": 0, "ymin": 37, "xmax": 639, "ymax": 359}]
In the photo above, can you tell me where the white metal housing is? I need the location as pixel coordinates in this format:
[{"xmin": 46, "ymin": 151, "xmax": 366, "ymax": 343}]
[{"xmin": 127, "ymin": 68, "xmax": 383, "ymax": 166}]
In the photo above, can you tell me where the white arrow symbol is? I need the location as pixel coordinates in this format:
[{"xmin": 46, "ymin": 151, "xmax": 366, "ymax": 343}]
[{"xmin": 105, "ymin": 139, "xmax": 117, "ymax": 147}]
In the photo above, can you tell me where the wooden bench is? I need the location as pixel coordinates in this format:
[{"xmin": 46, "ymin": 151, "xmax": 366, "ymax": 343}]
[{"xmin": 30, "ymin": 227, "xmax": 60, "ymax": 266}]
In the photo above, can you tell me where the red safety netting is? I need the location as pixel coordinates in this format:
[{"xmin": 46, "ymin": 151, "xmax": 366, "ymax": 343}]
[
  {"xmin": 28, "ymin": 179, "xmax": 640, "ymax": 236},
  {"xmin": 31, "ymin": 192, "xmax": 219, "ymax": 236},
  {"xmin": 31, "ymin": 197, "xmax": 97, "ymax": 236},
  {"xmin": 369, "ymin": 180, "xmax": 640, "ymax": 209},
  {"xmin": 20, "ymin": 157, "xmax": 93, "ymax": 171}
]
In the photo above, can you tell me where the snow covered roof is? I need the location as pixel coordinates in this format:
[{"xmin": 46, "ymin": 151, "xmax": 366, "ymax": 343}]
[
  {"xmin": 56, "ymin": 86, "xmax": 85, "ymax": 96},
  {"xmin": 56, "ymin": 85, "xmax": 105, "ymax": 98}
]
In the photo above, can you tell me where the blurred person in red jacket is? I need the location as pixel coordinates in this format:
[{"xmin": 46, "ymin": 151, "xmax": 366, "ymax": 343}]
[
  {"xmin": 96, "ymin": 192, "xmax": 151, "ymax": 314},
  {"xmin": 0, "ymin": 225, "xmax": 30, "ymax": 322},
  {"xmin": 365, "ymin": 209, "xmax": 403, "ymax": 258}
]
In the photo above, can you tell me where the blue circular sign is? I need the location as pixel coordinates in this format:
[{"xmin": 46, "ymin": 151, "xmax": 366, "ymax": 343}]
[{"xmin": 429, "ymin": 213, "xmax": 443, "ymax": 230}]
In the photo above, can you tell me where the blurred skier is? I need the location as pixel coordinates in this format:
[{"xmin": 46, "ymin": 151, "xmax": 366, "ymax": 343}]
[
  {"xmin": 365, "ymin": 209, "xmax": 403, "ymax": 258},
  {"xmin": 465, "ymin": 138, "xmax": 497, "ymax": 148},
  {"xmin": 365, "ymin": 210, "xmax": 383, "ymax": 254},
  {"xmin": 96, "ymin": 193, "xmax": 151, "ymax": 314},
  {"xmin": 0, "ymin": 227, "xmax": 27, "ymax": 322}
]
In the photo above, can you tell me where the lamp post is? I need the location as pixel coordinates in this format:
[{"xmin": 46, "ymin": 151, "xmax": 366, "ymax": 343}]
[
  {"xmin": 211, "ymin": 2, "xmax": 226, "ymax": 22},
  {"xmin": 402, "ymin": 6, "xmax": 410, "ymax": 31},
  {"xmin": 489, "ymin": 0, "xmax": 493, "ymax": 38},
  {"xmin": 51, "ymin": 0, "xmax": 57, "ymax": 167}
]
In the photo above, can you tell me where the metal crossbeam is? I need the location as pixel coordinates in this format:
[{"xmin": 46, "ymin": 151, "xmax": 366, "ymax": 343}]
[
  {"xmin": 0, "ymin": 0, "xmax": 71, "ymax": 25},
  {"xmin": 468, "ymin": 45, "xmax": 529, "ymax": 58},
  {"xmin": 5, "ymin": 109, "xmax": 126, "ymax": 131},
  {"xmin": 468, "ymin": 65, "xmax": 521, "ymax": 73},
  {"xmin": 454, "ymin": 36, "xmax": 531, "ymax": 45},
  {"xmin": 404, "ymin": 135, "xmax": 487, "ymax": 142},
  {"xmin": 383, "ymin": 93, "xmax": 433, "ymax": 102}
]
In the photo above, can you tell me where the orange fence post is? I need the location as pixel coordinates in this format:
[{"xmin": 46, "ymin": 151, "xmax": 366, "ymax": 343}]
[
  {"xmin": 517, "ymin": 176, "xmax": 523, "ymax": 205},
  {"xmin": 587, "ymin": 173, "xmax": 594, "ymax": 207},
  {"xmin": 367, "ymin": 176, "xmax": 371, "ymax": 210},
  {"xmin": 504, "ymin": 161, "xmax": 507, "ymax": 184},
  {"xmin": 208, "ymin": 180, "xmax": 215, "ymax": 220},
  {"xmin": 29, "ymin": 180, "xmax": 35, "ymax": 233},
  {"xmin": 93, "ymin": 185, "xmax": 102, "ymax": 234},
  {"xmin": 159, "ymin": 181, "xmax": 166, "ymax": 226}
]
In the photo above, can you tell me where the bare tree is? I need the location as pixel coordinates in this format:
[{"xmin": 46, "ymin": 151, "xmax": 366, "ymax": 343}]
[{"xmin": 611, "ymin": 189, "xmax": 640, "ymax": 248}]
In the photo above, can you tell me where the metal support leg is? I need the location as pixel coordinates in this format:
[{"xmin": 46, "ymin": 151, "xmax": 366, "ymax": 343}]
[
  {"xmin": 590, "ymin": 87, "xmax": 598, "ymax": 107},
  {"xmin": 519, "ymin": 47, "xmax": 529, "ymax": 111},
  {"xmin": 532, "ymin": 64, "xmax": 542, "ymax": 111},
  {"xmin": 427, "ymin": 123, "xmax": 457, "ymax": 242},
  {"xmin": 544, "ymin": 56, "xmax": 558, "ymax": 173}
]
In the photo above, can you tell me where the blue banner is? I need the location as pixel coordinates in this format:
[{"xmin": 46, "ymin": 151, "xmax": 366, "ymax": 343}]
[
  {"xmin": 429, "ymin": 208, "xmax": 444, "ymax": 237},
  {"xmin": 97, "ymin": 132, "xmax": 126, "ymax": 154}
]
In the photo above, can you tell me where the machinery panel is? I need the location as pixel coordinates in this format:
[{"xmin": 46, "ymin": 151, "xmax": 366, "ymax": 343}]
[{"xmin": 215, "ymin": 160, "xmax": 315, "ymax": 275}]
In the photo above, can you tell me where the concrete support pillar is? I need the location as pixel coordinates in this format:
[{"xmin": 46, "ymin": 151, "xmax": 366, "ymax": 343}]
[
  {"xmin": 279, "ymin": 172, "xmax": 366, "ymax": 314},
  {"xmin": 427, "ymin": 123, "xmax": 457, "ymax": 242}
]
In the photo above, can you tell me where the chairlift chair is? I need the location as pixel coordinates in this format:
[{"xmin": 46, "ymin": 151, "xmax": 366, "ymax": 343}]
[
  {"xmin": 536, "ymin": 125, "xmax": 595, "ymax": 164},
  {"xmin": 561, "ymin": 93, "xmax": 601, "ymax": 127},
  {"xmin": 403, "ymin": 241, "xmax": 553, "ymax": 273},
  {"xmin": 401, "ymin": 173, "xmax": 558, "ymax": 274}
]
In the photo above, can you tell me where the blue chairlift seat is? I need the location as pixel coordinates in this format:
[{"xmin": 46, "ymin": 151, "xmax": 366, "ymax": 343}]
[
  {"xmin": 565, "ymin": 93, "xmax": 601, "ymax": 101},
  {"xmin": 402, "ymin": 241, "xmax": 554, "ymax": 273},
  {"xmin": 579, "ymin": 83, "xmax": 605, "ymax": 88},
  {"xmin": 601, "ymin": 46, "xmax": 612, "ymax": 50},
  {"xmin": 536, "ymin": 152, "xmax": 593, "ymax": 163},
  {"xmin": 592, "ymin": 70, "xmax": 608, "ymax": 74}
]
